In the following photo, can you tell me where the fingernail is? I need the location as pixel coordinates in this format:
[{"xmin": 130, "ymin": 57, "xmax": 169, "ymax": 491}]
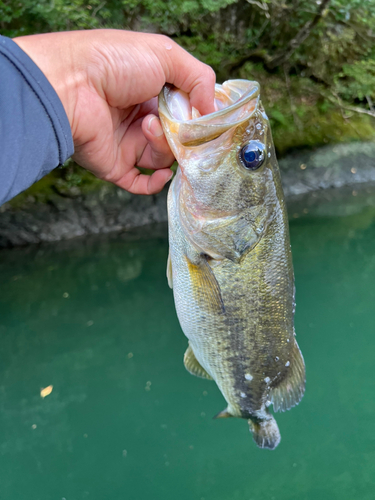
[
  {"xmin": 148, "ymin": 116, "xmax": 164, "ymax": 137},
  {"xmin": 167, "ymin": 170, "xmax": 174, "ymax": 181}
]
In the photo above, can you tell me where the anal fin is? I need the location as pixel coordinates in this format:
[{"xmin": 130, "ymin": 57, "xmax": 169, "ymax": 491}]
[
  {"xmin": 184, "ymin": 344, "xmax": 213, "ymax": 380},
  {"xmin": 271, "ymin": 340, "xmax": 305, "ymax": 413}
]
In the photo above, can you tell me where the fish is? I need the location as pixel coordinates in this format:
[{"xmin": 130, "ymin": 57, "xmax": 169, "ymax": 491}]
[{"xmin": 158, "ymin": 80, "xmax": 305, "ymax": 450}]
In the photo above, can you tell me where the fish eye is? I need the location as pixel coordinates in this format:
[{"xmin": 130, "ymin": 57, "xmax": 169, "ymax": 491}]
[{"xmin": 239, "ymin": 141, "xmax": 266, "ymax": 171}]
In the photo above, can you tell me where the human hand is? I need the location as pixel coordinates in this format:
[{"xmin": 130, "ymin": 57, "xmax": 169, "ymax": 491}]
[{"xmin": 14, "ymin": 30, "xmax": 216, "ymax": 194}]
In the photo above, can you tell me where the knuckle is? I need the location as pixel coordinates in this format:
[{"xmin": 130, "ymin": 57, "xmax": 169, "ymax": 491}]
[
  {"xmin": 204, "ymin": 64, "xmax": 216, "ymax": 83},
  {"xmin": 157, "ymin": 34, "xmax": 174, "ymax": 46}
]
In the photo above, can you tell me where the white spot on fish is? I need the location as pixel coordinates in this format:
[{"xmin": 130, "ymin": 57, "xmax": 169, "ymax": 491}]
[
  {"xmin": 165, "ymin": 43, "xmax": 173, "ymax": 50},
  {"xmin": 264, "ymin": 377, "xmax": 270, "ymax": 384},
  {"xmin": 286, "ymin": 338, "xmax": 290, "ymax": 343},
  {"xmin": 268, "ymin": 152, "xmax": 271, "ymax": 158},
  {"xmin": 245, "ymin": 373, "xmax": 253, "ymax": 381},
  {"xmin": 265, "ymin": 400, "xmax": 271, "ymax": 407},
  {"xmin": 256, "ymin": 123, "xmax": 262, "ymax": 130},
  {"xmin": 240, "ymin": 392, "xmax": 246, "ymax": 398},
  {"xmin": 285, "ymin": 361, "xmax": 290, "ymax": 367}
]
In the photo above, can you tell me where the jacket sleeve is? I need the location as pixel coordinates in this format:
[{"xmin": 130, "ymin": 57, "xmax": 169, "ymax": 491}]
[{"xmin": 0, "ymin": 36, "xmax": 74, "ymax": 204}]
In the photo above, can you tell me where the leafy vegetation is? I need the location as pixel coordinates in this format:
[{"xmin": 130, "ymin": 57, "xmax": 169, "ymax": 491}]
[{"xmin": 1, "ymin": 0, "xmax": 375, "ymax": 200}]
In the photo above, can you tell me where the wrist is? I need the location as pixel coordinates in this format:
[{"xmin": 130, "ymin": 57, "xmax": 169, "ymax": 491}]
[{"xmin": 13, "ymin": 33, "xmax": 83, "ymax": 135}]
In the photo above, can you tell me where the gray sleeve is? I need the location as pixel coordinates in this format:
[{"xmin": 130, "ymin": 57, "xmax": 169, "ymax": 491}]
[{"xmin": 0, "ymin": 36, "xmax": 74, "ymax": 204}]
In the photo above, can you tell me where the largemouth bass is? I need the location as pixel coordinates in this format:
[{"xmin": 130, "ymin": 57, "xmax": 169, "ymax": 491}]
[{"xmin": 158, "ymin": 80, "xmax": 305, "ymax": 450}]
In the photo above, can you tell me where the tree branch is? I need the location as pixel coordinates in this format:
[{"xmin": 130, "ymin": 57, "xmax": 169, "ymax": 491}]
[
  {"xmin": 220, "ymin": 47, "xmax": 268, "ymax": 77},
  {"xmin": 245, "ymin": 0, "xmax": 269, "ymax": 12},
  {"xmin": 327, "ymin": 92, "xmax": 375, "ymax": 119},
  {"xmin": 268, "ymin": 0, "xmax": 331, "ymax": 68}
]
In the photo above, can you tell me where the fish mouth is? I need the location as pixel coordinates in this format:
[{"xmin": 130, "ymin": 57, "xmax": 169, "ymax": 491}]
[{"xmin": 158, "ymin": 80, "xmax": 260, "ymax": 147}]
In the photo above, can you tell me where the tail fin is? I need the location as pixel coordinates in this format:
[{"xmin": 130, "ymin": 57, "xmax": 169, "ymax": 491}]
[{"xmin": 249, "ymin": 415, "xmax": 281, "ymax": 450}]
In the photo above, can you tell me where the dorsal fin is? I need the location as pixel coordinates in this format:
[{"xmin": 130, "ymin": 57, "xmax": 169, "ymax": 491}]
[
  {"xmin": 271, "ymin": 341, "xmax": 305, "ymax": 412},
  {"xmin": 184, "ymin": 344, "xmax": 213, "ymax": 380}
]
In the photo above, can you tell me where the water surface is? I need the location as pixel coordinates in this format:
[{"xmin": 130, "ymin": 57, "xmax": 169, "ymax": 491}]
[{"xmin": 1, "ymin": 196, "xmax": 375, "ymax": 500}]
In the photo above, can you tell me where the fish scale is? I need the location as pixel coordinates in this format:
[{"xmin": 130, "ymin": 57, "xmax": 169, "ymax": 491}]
[{"xmin": 160, "ymin": 80, "xmax": 305, "ymax": 450}]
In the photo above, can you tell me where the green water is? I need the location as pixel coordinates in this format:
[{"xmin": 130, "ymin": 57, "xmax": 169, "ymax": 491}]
[{"xmin": 1, "ymin": 201, "xmax": 375, "ymax": 500}]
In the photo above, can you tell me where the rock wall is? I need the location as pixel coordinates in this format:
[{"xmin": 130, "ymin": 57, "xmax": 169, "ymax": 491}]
[{"xmin": 1, "ymin": 142, "xmax": 375, "ymax": 248}]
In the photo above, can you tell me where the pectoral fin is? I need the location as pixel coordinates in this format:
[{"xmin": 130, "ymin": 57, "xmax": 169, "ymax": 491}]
[
  {"xmin": 186, "ymin": 255, "xmax": 225, "ymax": 314},
  {"xmin": 166, "ymin": 251, "xmax": 173, "ymax": 289},
  {"xmin": 271, "ymin": 341, "xmax": 305, "ymax": 412},
  {"xmin": 184, "ymin": 344, "xmax": 213, "ymax": 380}
]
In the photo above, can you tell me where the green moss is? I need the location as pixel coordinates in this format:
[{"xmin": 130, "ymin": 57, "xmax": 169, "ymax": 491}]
[
  {"xmin": 3, "ymin": 0, "xmax": 375, "ymax": 206},
  {"xmin": 7, "ymin": 61, "xmax": 375, "ymax": 209},
  {"xmin": 7, "ymin": 163, "xmax": 104, "ymax": 209},
  {"xmin": 272, "ymin": 110, "xmax": 375, "ymax": 155},
  {"xmin": 238, "ymin": 63, "xmax": 375, "ymax": 155}
]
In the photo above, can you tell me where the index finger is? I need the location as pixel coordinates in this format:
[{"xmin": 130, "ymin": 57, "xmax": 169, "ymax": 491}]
[{"xmin": 151, "ymin": 35, "xmax": 216, "ymax": 116}]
